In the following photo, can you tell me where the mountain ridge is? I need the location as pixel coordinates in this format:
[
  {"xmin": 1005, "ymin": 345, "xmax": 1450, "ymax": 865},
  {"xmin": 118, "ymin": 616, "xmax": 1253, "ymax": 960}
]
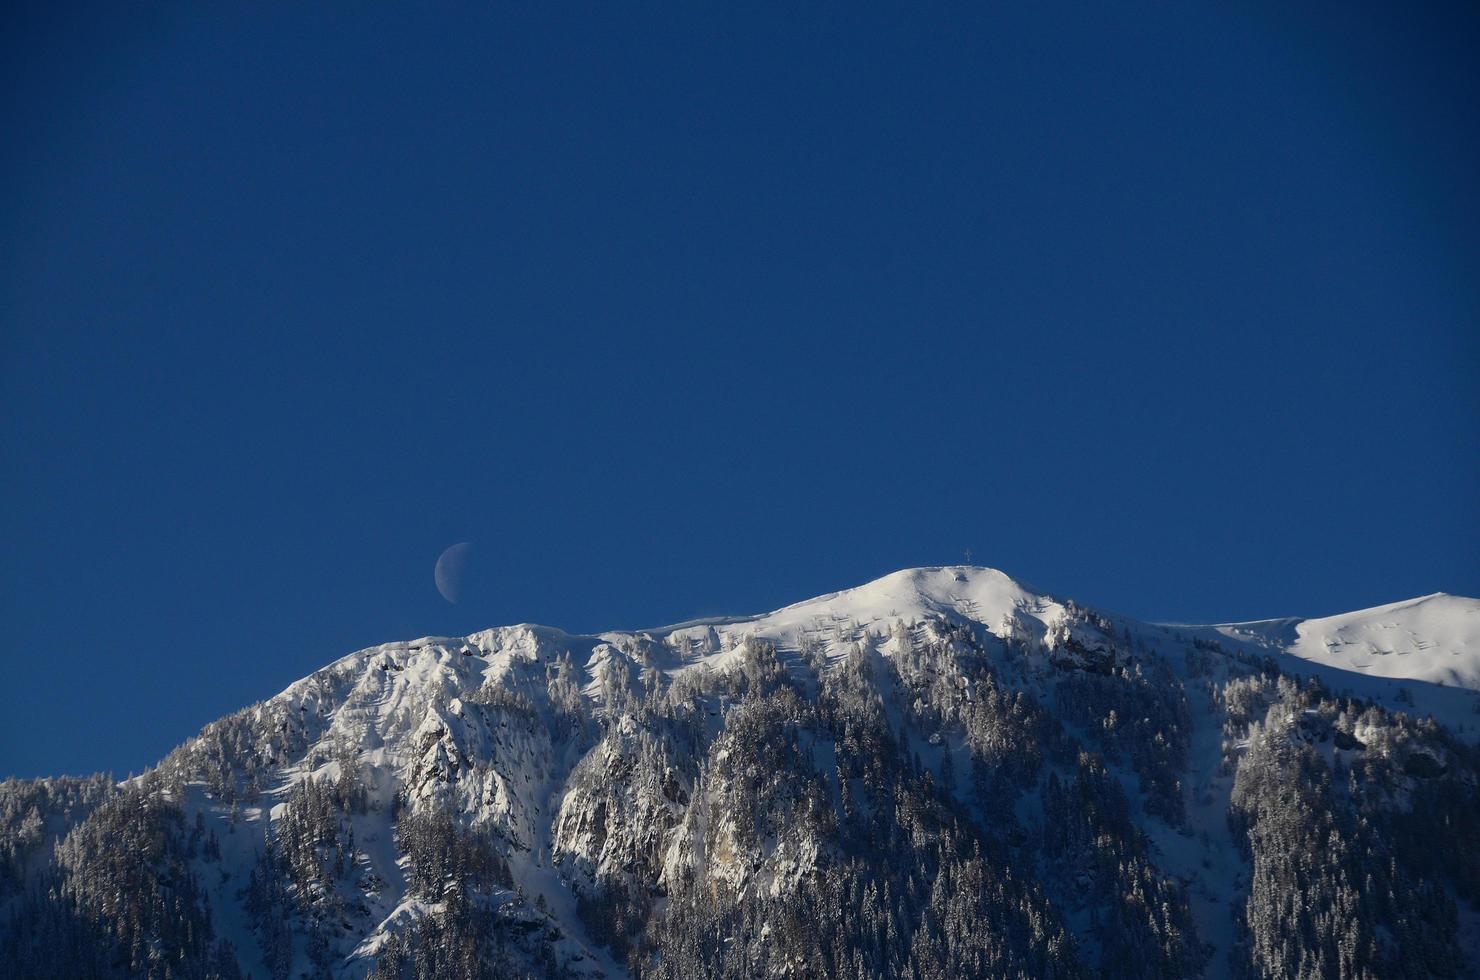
[
  {"xmin": 317, "ymin": 565, "xmax": 1480, "ymax": 719},
  {"xmin": 5, "ymin": 565, "xmax": 1479, "ymax": 980}
]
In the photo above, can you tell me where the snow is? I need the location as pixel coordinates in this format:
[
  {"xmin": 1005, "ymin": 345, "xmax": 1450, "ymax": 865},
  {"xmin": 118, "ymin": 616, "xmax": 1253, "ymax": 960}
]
[
  {"xmin": 1205, "ymin": 593, "xmax": 1480, "ymax": 687},
  {"xmin": 650, "ymin": 566, "xmax": 1073, "ymax": 669}
]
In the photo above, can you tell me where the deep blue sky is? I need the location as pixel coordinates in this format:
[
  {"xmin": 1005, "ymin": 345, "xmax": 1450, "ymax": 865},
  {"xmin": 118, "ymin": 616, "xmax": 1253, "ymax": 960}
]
[{"xmin": 3, "ymin": 2, "xmax": 1477, "ymax": 779}]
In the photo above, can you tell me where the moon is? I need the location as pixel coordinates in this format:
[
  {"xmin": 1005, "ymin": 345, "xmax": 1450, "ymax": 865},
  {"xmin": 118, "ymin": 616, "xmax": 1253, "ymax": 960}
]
[{"xmin": 434, "ymin": 542, "xmax": 473, "ymax": 604}]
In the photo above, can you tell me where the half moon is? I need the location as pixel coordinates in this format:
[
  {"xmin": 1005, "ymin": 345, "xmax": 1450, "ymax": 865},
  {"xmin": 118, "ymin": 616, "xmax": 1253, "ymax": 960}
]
[{"xmin": 434, "ymin": 542, "xmax": 473, "ymax": 604}]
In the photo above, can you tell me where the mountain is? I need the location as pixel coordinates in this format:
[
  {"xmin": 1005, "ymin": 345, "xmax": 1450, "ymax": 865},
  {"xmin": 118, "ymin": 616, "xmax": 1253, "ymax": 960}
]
[{"xmin": 4, "ymin": 567, "xmax": 1479, "ymax": 980}]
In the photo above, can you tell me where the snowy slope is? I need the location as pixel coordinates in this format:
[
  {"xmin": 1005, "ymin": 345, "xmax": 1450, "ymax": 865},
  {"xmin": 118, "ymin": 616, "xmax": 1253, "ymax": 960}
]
[{"xmin": 1201, "ymin": 593, "xmax": 1480, "ymax": 688}]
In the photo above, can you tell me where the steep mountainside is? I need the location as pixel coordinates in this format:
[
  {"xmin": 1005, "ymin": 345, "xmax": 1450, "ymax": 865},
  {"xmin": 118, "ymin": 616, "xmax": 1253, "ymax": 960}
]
[{"xmin": 4, "ymin": 567, "xmax": 1479, "ymax": 979}]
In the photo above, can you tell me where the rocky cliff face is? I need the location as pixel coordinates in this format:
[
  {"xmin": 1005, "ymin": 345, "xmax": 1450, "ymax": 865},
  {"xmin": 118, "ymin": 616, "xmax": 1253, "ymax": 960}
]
[{"xmin": 4, "ymin": 567, "xmax": 1479, "ymax": 979}]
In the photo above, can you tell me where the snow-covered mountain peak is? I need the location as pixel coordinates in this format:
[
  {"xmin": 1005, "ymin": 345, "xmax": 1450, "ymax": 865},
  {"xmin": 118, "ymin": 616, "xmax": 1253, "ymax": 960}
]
[
  {"xmin": 756, "ymin": 565, "xmax": 1037, "ymax": 622},
  {"xmin": 647, "ymin": 565, "xmax": 1063, "ymax": 653}
]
